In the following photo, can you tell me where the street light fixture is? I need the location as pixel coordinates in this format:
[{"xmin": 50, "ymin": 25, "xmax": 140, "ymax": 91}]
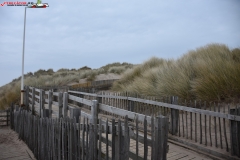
[{"xmin": 20, "ymin": 1, "xmax": 49, "ymax": 107}]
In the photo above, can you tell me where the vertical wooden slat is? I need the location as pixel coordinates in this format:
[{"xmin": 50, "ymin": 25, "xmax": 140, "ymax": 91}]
[
  {"xmin": 151, "ymin": 116, "xmax": 154, "ymax": 160},
  {"xmin": 48, "ymin": 91, "xmax": 53, "ymax": 118},
  {"xmin": 117, "ymin": 119, "xmax": 121, "ymax": 160},
  {"xmin": 144, "ymin": 116, "xmax": 148, "ymax": 160},
  {"xmin": 193, "ymin": 101, "xmax": 196, "ymax": 142},
  {"xmin": 123, "ymin": 116, "xmax": 130, "ymax": 160},
  {"xmin": 106, "ymin": 118, "xmax": 109, "ymax": 160},
  {"xmin": 199, "ymin": 101, "xmax": 202, "ymax": 144},
  {"xmin": 204, "ymin": 102, "xmax": 207, "ymax": 146},
  {"xmin": 32, "ymin": 88, "xmax": 35, "ymax": 115},
  {"xmin": 99, "ymin": 119, "xmax": 102, "ymax": 160},
  {"xmin": 112, "ymin": 119, "xmax": 115, "ymax": 160},
  {"xmin": 218, "ymin": 103, "xmax": 223, "ymax": 149},
  {"xmin": 185, "ymin": 107, "xmax": 188, "ymax": 139},
  {"xmin": 58, "ymin": 92, "xmax": 63, "ymax": 118},
  {"xmin": 214, "ymin": 103, "xmax": 218, "ymax": 148},
  {"xmin": 61, "ymin": 118, "xmax": 65, "ymax": 160},
  {"xmin": 86, "ymin": 118, "xmax": 89, "ymax": 160},
  {"xmin": 209, "ymin": 104, "xmax": 212, "ymax": 146},
  {"xmin": 190, "ymin": 101, "xmax": 192, "ymax": 140},
  {"xmin": 82, "ymin": 117, "xmax": 85, "ymax": 160},
  {"xmin": 73, "ymin": 118, "xmax": 77, "ymax": 160},
  {"xmin": 223, "ymin": 104, "xmax": 229, "ymax": 152},
  {"xmin": 58, "ymin": 119, "xmax": 61, "ymax": 160},
  {"xmin": 136, "ymin": 115, "xmax": 139, "ymax": 160}
]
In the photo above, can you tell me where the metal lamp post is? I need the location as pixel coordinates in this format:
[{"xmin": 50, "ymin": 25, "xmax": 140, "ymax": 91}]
[{"xmin": 20, "ymin": 3, "xmax": 49, "ymax": 107}]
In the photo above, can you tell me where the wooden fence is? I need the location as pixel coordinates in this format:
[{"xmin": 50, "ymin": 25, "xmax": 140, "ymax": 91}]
[
  {"xmin": 19, "ymin": 86, "xmax": 169, "ymax": 160},
  {"xmin": 0, "ymin": 109, "xmax": 10, "ymax": 126},
  {"xmin": 23, "ymin": 86, "xmax": 240, "ymax": 159},
  {"xmin": 65, "ymin": 90, "xmax": 240, "ymax": 159},
  {"xmin": 22, "ymin": 87, "xmax": 240, "ymax": 159}
]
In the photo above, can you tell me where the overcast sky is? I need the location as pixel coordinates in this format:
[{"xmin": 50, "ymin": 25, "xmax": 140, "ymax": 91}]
[{"xmin": 0, "ymin": 0, "xmax": 239, "ymax": 87}]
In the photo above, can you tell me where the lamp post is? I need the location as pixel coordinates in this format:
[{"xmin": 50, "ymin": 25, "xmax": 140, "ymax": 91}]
[{"xmin": 20, "ymin": 3, "xmax": 49, "ymax": 107}]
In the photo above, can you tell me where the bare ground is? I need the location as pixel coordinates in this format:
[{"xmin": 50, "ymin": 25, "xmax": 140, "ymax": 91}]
[{"xmin": 0, "ymin": 126, "xmax": 36, "ymax": 160}]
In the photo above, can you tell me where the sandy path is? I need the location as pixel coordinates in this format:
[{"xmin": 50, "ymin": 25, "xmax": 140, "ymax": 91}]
[{"xmin": 0, "ymin": 126, "xmax": 36, "ymax": 160}]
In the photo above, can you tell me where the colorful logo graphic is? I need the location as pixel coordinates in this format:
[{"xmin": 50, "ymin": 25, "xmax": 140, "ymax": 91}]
[{"xmin": 0, "ymin": 0, "xmax": 49, "ymax": 7}]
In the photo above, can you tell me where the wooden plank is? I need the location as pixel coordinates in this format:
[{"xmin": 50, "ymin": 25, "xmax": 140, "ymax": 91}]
[
  {"xmin": 99, "ymin": 119, "xmax": 102, "ymax": 160},
  {"xmin": 61, "ymin": 119, "xmax": 65, "ymax": 160},
  {"xmin": 218, "ymin": 103, "xmax": 223, "ymax": 149},
  {"xmin": 106, "ymin": 118, "xmax": 109, "ymax": 160},
  {"xmin": 136, "ymin": 115, "xmax": 139, "ymax": 160},
  {"xmin": 223, "ymin": 104, "xmax": 229, "ymax": 152},
  {"xmin": 195, "ymin": 101, "xmax": 197, "ymax": 142},
  {"xmin": 151, "ymin": 116, "xmax": 154, "ymax": 160},
  {"xmin": 68, "ymin": 94, "xmax": 92, "ymax": 106},
  {"xmin": 144, "ymin": 116, "xmax": 148, "ymax": 160},
  {"xmin": 214, "ymin": 103, "xmax": 217, "ymax": 148},
  {"xmin": 82, "ymin": 117, "xmax": 85, "ymax": 160},
  {"xmin": 123, "ymin": 116, "xmax": 130, "ymax": 160},
  {"xmin": 204, "ymin": 102, "xmax": 207, "ymax": 146},
  {"xmin": 111, "ymin": 119, "xmax": 115, "ymax": 160},
  {"xmin": 190, "ymin": 101, "xmax": 192, "ymax": 140},
  {"xmin": 209, "ymin": 105, "xmax": 212, "ymax": 146},
  {"xmin": 48, "ymin": 91, "xmax": 53, "ymax": 118},
  {"xmin": 63, "ymin": 92, "xmax": 68, "ymax": 118},
  {"xmin": 68, "ymin": 90, "xmax": 97, "ymax": 97},
  {"xmin": 58, "ymin": 92, "xmax": 63, "ymax": 118},
  {"xmin": 99, "ymin": 103, "xmax": 165, "ymax": 125},
  {"xmin": 86, "ymin": 118, "xmax": 89, "ymax": 160},
  {"xmin": 117, "ymin": 119, "xmax": 121, "ymax": 160},
  {"xmin": 127, "ymin": 97, "xmax": 240, "ymax": 121}
]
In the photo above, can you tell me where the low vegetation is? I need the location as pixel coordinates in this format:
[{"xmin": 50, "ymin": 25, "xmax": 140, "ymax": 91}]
[
  {"xmin": 1, "ymin": 43, "xmax": 239, "ymax": 109},
  {"xmin": 112, "ymin": 44, "xmax": 240, "ymax": 103},
  {"xmin": 0, "ymin": 62, "xmax": 132, "ymax": 110}
]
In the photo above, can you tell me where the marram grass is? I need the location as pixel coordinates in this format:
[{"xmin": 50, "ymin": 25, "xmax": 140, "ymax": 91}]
[{"xmin": 112, "ymin": 43, "xmax": 240, "ymax": 102}]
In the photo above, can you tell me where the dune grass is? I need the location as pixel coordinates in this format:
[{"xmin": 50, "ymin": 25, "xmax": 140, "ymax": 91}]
[
  {"xmin": 112, "ymin": 44, "xmax": 240, "ymax": 103},
  {"xmin": 0, "ymin": 63, "xmax": 133, "ymax": 110}
]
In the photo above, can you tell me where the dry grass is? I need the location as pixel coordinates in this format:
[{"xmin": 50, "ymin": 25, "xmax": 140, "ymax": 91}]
[
  {"xmin": 112, "ymin": 44, "xmax": 240, "ymax": 102},
  {"xmin": 0, "ymin": 63, "xmax": 132, "ymax": 110}
]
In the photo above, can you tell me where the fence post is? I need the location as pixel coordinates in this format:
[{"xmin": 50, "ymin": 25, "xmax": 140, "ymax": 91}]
[
  {"xmin": 230, "ymin": 107, "xmax": 240, "ymax": 158},
  {"xmin": 32, "ymin": 87, "xmax": 35, "ymax": 115},
  {"xmin": 91, "ymin": 100, "xmax": 98, "ymax": 160},
  {"xmin": 6, "ymin": 109, "xmax": 9, "ymax": 126},
  {"xmin": 10, "ymin": 103, "xmax": 14, "ymax": 129},
  {"xmin": 63, "ymin": 92, "xmax": 68, "ymax": 118},
  {"xmin": 48, "ymin": 90, "xmax": 53, "ymax": 118},
  {"xmin": 24, "ymin": 86, "xmax": 29, "ymax": 110},
  {"xmin": 170, "ymin": 96, "xmax": 179, "ymax": 135},
  {"xmin": 40, "ymin": 89, "xmax": 45, "ymax": 118},
  {"xmin": 58, "ymin": 92, "xmax": 63, "ymax": 118},
  {"xmin": 155, "ymin": 116, "xmax": 169, "ymax": 160}
]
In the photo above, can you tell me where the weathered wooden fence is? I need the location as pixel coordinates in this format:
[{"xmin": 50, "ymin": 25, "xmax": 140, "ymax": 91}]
[
  {"xmin": 17, "ymin": 86, "xmax": 169, "ymax": 160},
  {"xmin": 66, "ymin": 90, "xmax": 240, "ymax": 159},
  {"xmin": 23, "ymin": 85, "xmax": 240, "ymax": 159},
  {"xmin": 0, "ymin": 109, "xmax": 10, "ymax": 126}
]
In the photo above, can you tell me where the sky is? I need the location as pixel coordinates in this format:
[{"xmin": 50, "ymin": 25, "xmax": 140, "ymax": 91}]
[{"xmin": 0, "ymin": 0, "xmax": 239, "ymax": 87}]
